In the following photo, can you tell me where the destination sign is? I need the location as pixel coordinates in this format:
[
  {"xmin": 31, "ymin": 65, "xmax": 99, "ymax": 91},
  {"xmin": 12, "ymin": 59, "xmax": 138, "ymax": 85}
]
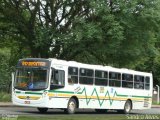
[
  {"xmin": 17, "ymin": 59, "xmax": 51, "ymax": 68},
  {"xmin": 21, "ymin": 61, "xmax": 46, "ymax": 67}
]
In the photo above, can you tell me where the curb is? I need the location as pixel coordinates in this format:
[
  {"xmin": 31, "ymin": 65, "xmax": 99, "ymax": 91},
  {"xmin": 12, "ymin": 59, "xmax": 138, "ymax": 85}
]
[
  {"xmin": 151, "ymin": 105, "xmax": 160, "ymax": 108},
  {"xmin": 0, "ymin": 102, "xmax": 15, "ymax": 107}
]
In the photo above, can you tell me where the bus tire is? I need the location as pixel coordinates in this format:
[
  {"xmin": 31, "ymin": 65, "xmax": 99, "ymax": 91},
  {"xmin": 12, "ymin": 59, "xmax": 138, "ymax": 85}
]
[
  {"xmin": 65, "ymin": 98, "xmax": 77, "ymax": 114},
  {"xmin": 37, "ymin": 108, "xmax": 48, "ymax": 113},
  {"xmin": 123, "ymin": 100, "xmax": 132, "ymax": 114}
]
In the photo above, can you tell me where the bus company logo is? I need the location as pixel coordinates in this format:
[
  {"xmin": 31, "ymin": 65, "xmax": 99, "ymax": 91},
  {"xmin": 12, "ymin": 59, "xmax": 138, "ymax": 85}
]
[
  {"xmin": 111, "ymin": 88, "xmax": 114, "ymax": 93},
  {"xmin": 26, "ymin": 96, "xmax": 30, "ymax": 100},
  {"xmin": 74, "ymin": 86, "xmax": 81, "ymax": 93}
]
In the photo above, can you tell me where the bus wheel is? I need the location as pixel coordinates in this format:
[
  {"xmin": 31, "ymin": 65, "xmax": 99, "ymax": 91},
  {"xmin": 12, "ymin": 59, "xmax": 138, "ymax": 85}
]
[
  {"xmin": 37, "ymin": 108, "xmax": 48, "ymax": 113},
  {"xmin": 124, "ymin": 100, "xmax": 132, "ymax": 114},
  {"xmin": 66, "ymin": 98, "xmax": 77, "ymax": 114}
]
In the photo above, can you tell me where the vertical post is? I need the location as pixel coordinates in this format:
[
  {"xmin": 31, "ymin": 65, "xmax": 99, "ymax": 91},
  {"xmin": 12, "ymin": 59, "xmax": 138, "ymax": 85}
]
[
  {"xmin": 156, "ymin": 85, "xmax": 159, "ymax": 104},
  {"xmin": 12, "ymin": 72, "xmax": 15, "ymax": 89},
  {"xmin": 11, "ymin": 72, "xmax": 15, "ymax": 102}
]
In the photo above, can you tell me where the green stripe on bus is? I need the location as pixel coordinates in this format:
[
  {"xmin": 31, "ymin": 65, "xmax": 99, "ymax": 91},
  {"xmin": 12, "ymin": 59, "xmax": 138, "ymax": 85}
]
[
  {"xmin": 15, "ymin": 91, "xmax": 21, "ymax": 94},
  {"xmin": 16, "ymin": 87, "xmax": 151, "ymax": 107},
  {"xmin": 49, "ymin": 88, "xmax": 151, "ymax": 99},
  {"xmin": 78, "ymin": 88, "xmax": 151, "ymax": 106},
  {"xmin": 49, "ymin": 87, "xmax": 151, "ymax": 106},
  {"xmin": 77, "ymin": 87, "xmax": 118, "ymax": 106},
  {"xmin": 48, "ymin": 90, "xmax": 74, "ymax": 94},
  {"xmin": 15, "ymin": 91, "xmax": 42, "ymax": 95},
  {"xmin": 25, "ymin": 92, "xmax": 43, "ymax": 95},
  {"xmin": 132, "ymin": 95, "xmax": 151, "ymax": 98}
]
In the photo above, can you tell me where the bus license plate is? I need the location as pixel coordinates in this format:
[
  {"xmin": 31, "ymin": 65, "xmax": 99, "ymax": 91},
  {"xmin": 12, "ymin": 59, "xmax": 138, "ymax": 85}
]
[{"xmin": 24, "ymin": 101, "xmax": 30, "ymax": 104}]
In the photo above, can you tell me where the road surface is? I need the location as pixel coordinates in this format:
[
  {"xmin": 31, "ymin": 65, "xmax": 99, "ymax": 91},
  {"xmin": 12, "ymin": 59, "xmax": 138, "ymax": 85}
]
[{"xmin": 0, "ymin": 106, "xmax": 160, "ymax": 116}]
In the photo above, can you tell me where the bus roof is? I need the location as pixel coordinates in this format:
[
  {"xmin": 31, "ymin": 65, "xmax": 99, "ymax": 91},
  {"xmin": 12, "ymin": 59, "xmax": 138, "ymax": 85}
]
[{"xmin": 47, "ymin": 58, "xmax": 152, "ymax": 76}]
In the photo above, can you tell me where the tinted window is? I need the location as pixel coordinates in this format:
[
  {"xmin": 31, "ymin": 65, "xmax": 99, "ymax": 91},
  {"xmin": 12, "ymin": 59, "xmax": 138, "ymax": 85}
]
[
  {"xmin": 68, "ymin": 67, "xmax": 78, "ymax": 75},
  {"xmin": 95, "ymin": 70, "xmax": 108, "ymax": 86},
  {"xmin": 145, "ymin": 77, "xmax": 150, "ymax": 90},
  {"xmin": 109, "ymin": 72, "xmax": 121, "ymax": 87},
  {"xmin": 51, "ymin": 69, "xmax": 65, "ymax": 86},
  {"xmin": 122, "ymin": 74, "xmax": 133, "ymax": 88},
  {"xmin": 79, "ymin": 68, "xmax": 93, "ymax": 85},
  {"xmin": 68, "ymin": 67, "xmax": 78, "ymax": 84},
  {"xmin": 80, "ymin": 68, "xmax": 93, "ymax": 77},
  {"xmin": 134, "ymin": 75, "xmax": 144, "ymax": 89}
]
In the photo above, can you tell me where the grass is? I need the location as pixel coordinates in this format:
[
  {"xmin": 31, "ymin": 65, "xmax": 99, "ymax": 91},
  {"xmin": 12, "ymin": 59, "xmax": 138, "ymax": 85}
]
[
  {"xmin": 152, "ymin": 101, "xmax": 160, "ymax": 105},
  {"xmin": 6, "ymin": 115, "xmax": 126, "ymax": 120},
  {"xmin": 1, "ymin": 114, "xmax": 159, "ymax": 120},
  {"xmin": 0, "ymin": 92, "xmax": 11, "ymax": 102}
]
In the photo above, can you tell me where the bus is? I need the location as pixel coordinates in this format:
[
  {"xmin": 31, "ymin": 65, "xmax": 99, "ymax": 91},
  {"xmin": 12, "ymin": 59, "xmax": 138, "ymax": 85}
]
[{"xmin": 12, "ymin": 58, "xmax": 153, "ymax": 114}]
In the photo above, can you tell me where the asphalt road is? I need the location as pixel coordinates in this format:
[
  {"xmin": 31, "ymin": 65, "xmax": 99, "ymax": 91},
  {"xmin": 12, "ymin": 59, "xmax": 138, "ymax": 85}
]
[{"xmin": 0, "ymin": 106, "xmax": 160, "ymax": 116}]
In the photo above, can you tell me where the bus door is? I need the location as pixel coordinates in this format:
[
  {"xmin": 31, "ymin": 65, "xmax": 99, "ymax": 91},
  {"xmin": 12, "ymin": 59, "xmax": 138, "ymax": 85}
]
[{"xmin": 50, "ymin": 67, "xmax": 66, "ymax": 90}]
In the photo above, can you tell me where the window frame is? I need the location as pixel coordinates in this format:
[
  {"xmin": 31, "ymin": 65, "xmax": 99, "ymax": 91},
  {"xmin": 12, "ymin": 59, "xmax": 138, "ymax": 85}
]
[
  {"xmin": 134, "ymin": 75, "xmax": 144, "ymax": 90},
  {"xmin": 144, "ymin": 76, "xmax": 150, "ymax": 90},
  {"xmin": 109, "ymin": 72, "xmax": 121, "ymax": 87},
  {"xmin": 79, "ymin": 68, "xmax": 94, "ymax": 85},
  {"xmin": 122, "ymin": 73, "xmax": 133, "ymax": 88},
  {"xmin": 95, "ymin": 70, "xmax": 108, "ymax": 86},
  {"xmin": 50, "ymin": 68, "xmax": 65, "ymax": 90},
  {"xmin": 68, "ymin": 67, "xmax": 78, "ymax": 84}
]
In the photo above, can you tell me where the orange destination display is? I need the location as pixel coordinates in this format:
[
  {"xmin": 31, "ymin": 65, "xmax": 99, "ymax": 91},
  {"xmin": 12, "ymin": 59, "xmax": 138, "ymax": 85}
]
[
  {"xmin": 17, "ymin": 59, "xmax": 51, "ymax": 68},
  {"xmin": 21, "ymin": 61, "xmax": 46, "ymax": 67}
]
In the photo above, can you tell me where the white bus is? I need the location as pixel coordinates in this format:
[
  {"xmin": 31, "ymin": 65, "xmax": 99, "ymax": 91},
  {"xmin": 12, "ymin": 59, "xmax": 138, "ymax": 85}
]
[{"xmin": 12, "ymin": 58, "xmax": 153, "ymax": 114}]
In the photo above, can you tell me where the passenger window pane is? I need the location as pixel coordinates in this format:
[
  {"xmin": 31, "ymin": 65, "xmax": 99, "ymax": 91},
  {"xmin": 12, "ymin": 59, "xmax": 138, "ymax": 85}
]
[
  {"xmin": 122, "ymin": 74, "xmax": 133, "ymax": 88},
  {"xmin": 109, "ymin": 72, "xmax": 121, "ymax": 87},
  {"xmin": 134, "ymin": 75, "xmax": 144, "ymax": 82},
  {"xmin": 79, "ymin": 77, "xmax": 93, "ymax": 85},
  {"xmin": 95, "ymin": 70, "xmax": 108, "ymax": 78},
  {"xmin": 79, "ymin": 68, "xmax": 93, "ymax": 85},
  {"xmin": 145, "ymin": 84, "xmax": 150, "ymax": 90},
  {"xmin": 134, "ymin": 75, "xmax": 144, "ymax": 89},
  {"xmin": 122, "ymin": 81, "xmax": 133, "ymax": 88},
  {"xmin": 145, "ymin": 77, "xmax": 150, "ymax": 90},
  {"xmin": 109, "ymin": 80, "xmax": 121, "ymax": 87},
  {"xmin": 109, "ymin": 72, "xmax": 121, "ymax": 80},
  {"xmin": 122, "ymin": 74, "xmax": 133, "ymax": 81},
  {"xmin": 68, "ymin": 67, "xmax": 78, "ymax": 84},
  {"xmin": 68, "ymin": 67, "xmax": 78, "ymax": 75},
  {"xmin": 145, "ymin": 77, "xmax": 150, "ymax": 84},
  {"xmin": 95, "ymin": 70, "xmax": 108, "ymax": 86},
  {"xmin": 80, "ymin": 68, "xmax": 93, "ymax": 77}
]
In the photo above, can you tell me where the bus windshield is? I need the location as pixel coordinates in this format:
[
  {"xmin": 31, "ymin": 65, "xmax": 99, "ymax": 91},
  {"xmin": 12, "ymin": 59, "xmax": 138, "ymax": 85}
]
[{"xmin": 14, "ymin": 68, "xmax": 48, "ymax": 91}]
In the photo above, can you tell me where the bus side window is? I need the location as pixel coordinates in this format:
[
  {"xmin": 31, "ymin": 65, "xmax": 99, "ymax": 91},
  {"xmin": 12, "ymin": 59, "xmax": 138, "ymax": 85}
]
[
  {"xmin": 79, "ymin": 68, "xmax": 94, "ymax": 85},
  {"xmin": 122, "ymin": 74, "xmax": 133, "ymax": 88},
  {"xmin": 134, "ymin": 75, "xmax": 144, "ymax": 89},
  {"xmin": 145, "ymin": 77, "xmax": 150, "ymax": 90},
  {"xmin": 95, "ymin": 70, "xmax": 108, "ymax": 86},
  {"xmin": 68, "ymin": 67, "xmax": 78, "ymax": 84},
  {"xmin": 109, "ymin": 72, "xmax": 121, "ymax": 87}
]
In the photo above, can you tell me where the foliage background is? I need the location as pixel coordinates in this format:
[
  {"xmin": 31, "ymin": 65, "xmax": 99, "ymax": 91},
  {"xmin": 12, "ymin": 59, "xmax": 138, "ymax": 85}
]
[{"xmin": 0, "ymin": 0, "xmax": 160, "ymax": 92}]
